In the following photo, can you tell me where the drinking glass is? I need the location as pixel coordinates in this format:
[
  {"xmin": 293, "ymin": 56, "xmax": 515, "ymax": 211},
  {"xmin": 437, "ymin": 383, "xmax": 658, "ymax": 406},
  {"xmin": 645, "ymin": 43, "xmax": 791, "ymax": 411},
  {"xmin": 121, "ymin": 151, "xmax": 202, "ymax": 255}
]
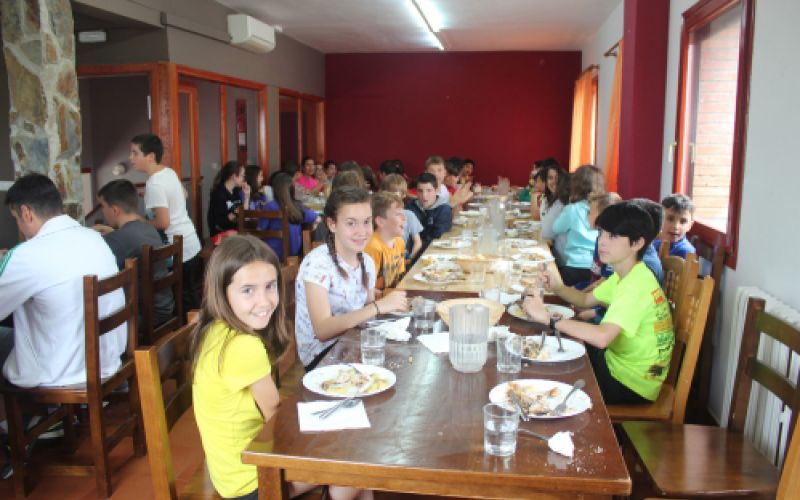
[
  {"xmin": 360, "ymin": 328, "xmax": 386, "ymax": 366},
  {"xmin": 496, "ymin": 333, "xmax": 522, "ymax": 373},
  {"xmin": 412, "ymin": 299, "xmax": 436, "ymax": 335},
  {"xmin": 480, "ymin": 287, "xmax": 501, "ymax": 302},
  {"xmin": 468, "ymin": 262, "xmax": 486, "ymax": 284},
  {"xmin": 483, "ymin": 403, "xmax": 519, "ymax": 457}
]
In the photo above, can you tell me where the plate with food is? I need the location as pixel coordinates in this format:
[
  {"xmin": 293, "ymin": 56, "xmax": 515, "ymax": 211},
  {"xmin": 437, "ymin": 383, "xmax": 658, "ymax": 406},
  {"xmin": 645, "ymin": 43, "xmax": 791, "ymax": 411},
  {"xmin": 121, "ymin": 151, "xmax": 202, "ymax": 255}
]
[
  {"xmin": 521, "ymin": 336, "xmax": 585, "ymax": 363},
  {"xmin": 414, "ymin": 267, "xmax": 465, "ymax": 284},
  {"xmin": 420, "ymin": 254, "xmax": 457, "ymax": 266},
  {"xmin": 431, "ymin": 239, "xmax": 471, "ymax": 249},
  {"xmin": 303, "ymin": 364, "xmax": 396, "ymax": 398},
  {"xmin": 460, "ymin": 210, "xmax": 482, "ymax": 218},
  {"xmin": 489, "ymin": 379, "xmax": 592, "ymax": 419},
  {"xmin": 507, "ymin": 303, "xmax": 575, "ymax": 322},
  {"xmin": 510, "ymin": 247, "xmax": 555, "ymax": 264},
  {"xmin": 504, "ymin": 238, "xmax": 538, "ymax": 250}
]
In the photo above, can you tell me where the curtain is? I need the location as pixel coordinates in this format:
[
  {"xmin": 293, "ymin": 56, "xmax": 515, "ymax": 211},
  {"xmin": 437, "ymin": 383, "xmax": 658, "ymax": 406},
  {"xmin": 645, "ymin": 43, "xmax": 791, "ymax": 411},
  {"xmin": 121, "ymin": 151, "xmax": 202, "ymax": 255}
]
[
  {"xmin": 604, "ymin": 39, "xmax": 624, "ymax": 192},
  {"xmin": 569, "ymin": 66, "xmax": 598, "ymax": 171}
]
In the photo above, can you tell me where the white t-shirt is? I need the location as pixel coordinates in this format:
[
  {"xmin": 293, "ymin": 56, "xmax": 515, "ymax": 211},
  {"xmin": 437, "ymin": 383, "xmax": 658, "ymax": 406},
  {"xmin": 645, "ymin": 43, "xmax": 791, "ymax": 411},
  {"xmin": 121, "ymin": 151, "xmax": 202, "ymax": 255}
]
[
  {"xmin": 295, "ymin": 245, "xmax": 376, "ymax": 366},
  {"xmin": 0, "ymin": 215, "xmax": 127, "ymax": 387},
  {"xmin": 144, "ymin": 167, "xmax": 201, "ymax": 261},
  {"xmin": 438, "ymin": 184, "xmax": 450, "ymax": 204}
]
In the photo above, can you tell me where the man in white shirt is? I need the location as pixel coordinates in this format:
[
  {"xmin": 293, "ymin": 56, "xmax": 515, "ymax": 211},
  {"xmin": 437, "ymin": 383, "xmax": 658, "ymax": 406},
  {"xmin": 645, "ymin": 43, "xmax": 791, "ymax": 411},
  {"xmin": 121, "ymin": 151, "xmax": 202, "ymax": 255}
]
[
  {"xmin": 425, "ymin": 155, "xmax": 450, "ymax": 204},
  {"xmin": 0, "ymin": 174, "xmax": 126, "ymax": 389},
  {"xmin": 130, "ymin": 133, "xmax": 202, "ymax": 309}
]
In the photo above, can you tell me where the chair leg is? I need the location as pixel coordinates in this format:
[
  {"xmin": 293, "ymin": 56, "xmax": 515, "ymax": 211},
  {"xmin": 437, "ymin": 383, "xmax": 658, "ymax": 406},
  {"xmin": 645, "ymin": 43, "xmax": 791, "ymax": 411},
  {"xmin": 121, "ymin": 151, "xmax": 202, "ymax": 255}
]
[
  {"xmin": 87, "ymin": 400, "xmax": 112, "ymax": 498},
  {"xmin": 4, "ymin": 394, "xmax": 32, "ymax": 498},
  {"xmin": 62, "ymin": 404, "xmax": 78, "ymax": 454},
  {"xmin": 127, "ymin": 376, "xmax": 146, "ymax": 457}
]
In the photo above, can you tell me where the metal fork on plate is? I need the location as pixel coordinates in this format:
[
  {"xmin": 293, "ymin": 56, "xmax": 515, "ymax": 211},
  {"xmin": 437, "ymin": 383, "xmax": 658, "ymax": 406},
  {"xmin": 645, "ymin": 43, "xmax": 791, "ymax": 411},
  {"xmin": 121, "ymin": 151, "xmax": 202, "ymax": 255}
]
[{"xmin": 551, "ymin": 379, "xmax": 585, "ymax": 416}]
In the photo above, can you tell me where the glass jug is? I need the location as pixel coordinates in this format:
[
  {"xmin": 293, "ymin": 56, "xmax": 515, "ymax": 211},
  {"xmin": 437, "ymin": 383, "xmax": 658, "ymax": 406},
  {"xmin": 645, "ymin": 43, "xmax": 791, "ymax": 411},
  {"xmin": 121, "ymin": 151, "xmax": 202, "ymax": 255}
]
[{"xmin": 448, "ymin": 303, "xmax": 488, "ymax": 373}]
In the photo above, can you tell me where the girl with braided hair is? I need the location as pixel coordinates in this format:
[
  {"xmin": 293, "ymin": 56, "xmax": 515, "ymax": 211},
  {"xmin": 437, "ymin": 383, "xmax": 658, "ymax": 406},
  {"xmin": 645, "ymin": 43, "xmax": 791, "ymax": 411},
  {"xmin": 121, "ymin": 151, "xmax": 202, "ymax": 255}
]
[{"xmin": 295, "ymin": 186, "xmax": 408, "ymax": 370}]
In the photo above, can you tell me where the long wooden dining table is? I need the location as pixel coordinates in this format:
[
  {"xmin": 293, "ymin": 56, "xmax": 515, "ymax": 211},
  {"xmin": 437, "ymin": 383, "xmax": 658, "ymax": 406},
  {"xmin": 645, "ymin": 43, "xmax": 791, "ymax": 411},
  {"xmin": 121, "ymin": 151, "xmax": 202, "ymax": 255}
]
[{"xmin": 243, "ymin": 288, "xmax": 631, "ymax": 499}]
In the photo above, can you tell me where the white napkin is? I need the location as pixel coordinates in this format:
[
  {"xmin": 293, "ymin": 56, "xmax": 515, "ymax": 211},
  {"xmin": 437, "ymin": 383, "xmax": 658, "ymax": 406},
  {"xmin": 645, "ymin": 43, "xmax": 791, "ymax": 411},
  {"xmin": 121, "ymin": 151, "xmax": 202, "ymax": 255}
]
[
  {"xmin": 488, "ymin": 325, "xmax": 511, "ymax": 342},
  {"xmin": 418, "ymin": 332, "xmax": 450, "ymax": 353},
  {"xmin": 375, "ymin": 317, "xmax": 411, "ymax": 341},
  {"xmin": 297, "ymin": 400, "xmax": 371, "ymax": 432}
]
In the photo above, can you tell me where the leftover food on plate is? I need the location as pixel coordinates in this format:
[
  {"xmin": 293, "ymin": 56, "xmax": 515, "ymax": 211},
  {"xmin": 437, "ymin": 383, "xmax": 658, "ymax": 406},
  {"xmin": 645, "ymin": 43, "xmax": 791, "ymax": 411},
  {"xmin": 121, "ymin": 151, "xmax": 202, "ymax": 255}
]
[
  {"xmin": 420, "ymin": 266, "xmax": 465, "ymax": 283},
  {"xmin": 521, "ymin": 338, "xmax": 551, "ymax": 360},
  {"xmin": 320, "ymin": 367, "xmax": 390, "ymax": 396},
  {"xmin": 507, "ymin": 381, "xmax": 561, "ymax": 416}
]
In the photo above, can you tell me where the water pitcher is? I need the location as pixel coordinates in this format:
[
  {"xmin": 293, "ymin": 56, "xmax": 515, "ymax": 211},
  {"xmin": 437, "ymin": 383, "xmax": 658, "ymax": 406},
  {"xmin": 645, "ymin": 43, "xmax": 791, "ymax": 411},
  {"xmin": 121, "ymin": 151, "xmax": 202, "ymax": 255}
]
[{"xmin": 449, "ymin": 303, "xmax": 488, "ymax": 373}]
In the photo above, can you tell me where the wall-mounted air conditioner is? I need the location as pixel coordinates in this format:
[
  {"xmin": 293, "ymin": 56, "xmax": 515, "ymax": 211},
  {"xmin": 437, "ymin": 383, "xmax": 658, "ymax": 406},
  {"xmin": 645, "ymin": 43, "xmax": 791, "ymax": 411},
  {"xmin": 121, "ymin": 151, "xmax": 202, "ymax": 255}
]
[{"xmin": 227, "ymin": 14, "xmax": 275, "ymax": 54}]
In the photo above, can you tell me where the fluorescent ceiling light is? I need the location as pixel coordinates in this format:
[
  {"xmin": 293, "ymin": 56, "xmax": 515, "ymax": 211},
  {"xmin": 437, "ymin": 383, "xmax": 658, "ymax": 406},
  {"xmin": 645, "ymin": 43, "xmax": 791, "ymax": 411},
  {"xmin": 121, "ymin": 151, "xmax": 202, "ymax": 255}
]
[
  {"xmin": 415, "ymin": 0, "xmax": 444, "ymax": 32},
  {"xmin": 407, "ymin": 0, "xmax": 445, "ymax": 50}
]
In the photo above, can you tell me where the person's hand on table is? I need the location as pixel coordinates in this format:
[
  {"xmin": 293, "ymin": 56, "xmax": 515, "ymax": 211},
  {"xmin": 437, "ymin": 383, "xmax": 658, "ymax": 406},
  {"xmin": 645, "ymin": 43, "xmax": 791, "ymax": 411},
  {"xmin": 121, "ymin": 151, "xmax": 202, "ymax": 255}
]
[
  {"xmin": 92, "ymin": 224, "xmax": 114, "ymax": 235},
  {"xmin": 522, "ymin": 294, "xmax": 550, "ymax": 324},
  {"xmin": 377, "ymin": 290, "xmax": 408, "ymax": 314},
  {"xmin": 540, "ymin": 264, "xmax": 564, "ymax": 293}
]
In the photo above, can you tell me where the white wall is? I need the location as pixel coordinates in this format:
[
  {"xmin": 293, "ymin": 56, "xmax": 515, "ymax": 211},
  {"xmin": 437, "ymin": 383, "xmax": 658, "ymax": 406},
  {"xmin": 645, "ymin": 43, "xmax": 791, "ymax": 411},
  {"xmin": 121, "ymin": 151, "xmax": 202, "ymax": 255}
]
[{"xmin": 580, "ymin": 1, "xmax": 624, "ymax": 168}]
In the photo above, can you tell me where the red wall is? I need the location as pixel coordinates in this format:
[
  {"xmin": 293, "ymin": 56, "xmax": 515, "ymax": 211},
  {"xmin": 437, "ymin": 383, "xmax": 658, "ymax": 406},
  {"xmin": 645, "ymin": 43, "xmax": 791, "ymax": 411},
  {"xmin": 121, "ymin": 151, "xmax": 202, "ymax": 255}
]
[{"xmin": 325, "ymin": 52, "xmax": 581, "ymax": 186}]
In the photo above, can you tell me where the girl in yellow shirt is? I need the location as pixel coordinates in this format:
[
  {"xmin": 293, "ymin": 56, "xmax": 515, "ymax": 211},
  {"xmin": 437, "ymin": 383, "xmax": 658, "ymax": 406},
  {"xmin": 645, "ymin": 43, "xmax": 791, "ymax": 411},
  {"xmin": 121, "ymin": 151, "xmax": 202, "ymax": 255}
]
[{"xmin": 190, "ymin": 235, "xmax": 371, "ymax": 500}]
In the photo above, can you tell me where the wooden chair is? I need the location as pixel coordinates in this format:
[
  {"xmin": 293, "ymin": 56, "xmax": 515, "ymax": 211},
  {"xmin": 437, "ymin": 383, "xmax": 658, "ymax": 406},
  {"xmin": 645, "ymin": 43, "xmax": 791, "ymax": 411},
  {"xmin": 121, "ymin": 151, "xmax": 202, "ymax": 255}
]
[
  {"xmin": 237, "ymin": 209, "xmax": 291, "ymax": 264},
  {"xmin": 141, "ymin": 235, "xmax": 185, "ymax": 345},
  {"xmin": 1, "ymin": 259, "xmax": 145, "ymax": 498},
  {"xmin": 608, "ymin": 276, "xmax": 714, "ymax": 423},
  {"xmin": 135, "ymin": 313, "xmax": 220, "ymax": 500},
  {"xmin": 273, "ymin": 262, "xmax": 300, "ymax": 387},
  {"xmin": 622, "ymin": 296, "xmax": 800, "ymax": 499},
  {"xmin": 689, "ymin": 234, "xmax": 726, "ymax": 422},
  {"xmin": 662, "ymin": 251, "xmax": 699, "ymax": 325},
  {"xmin": 657, "ymin": 240, "xmax": 670, "ymax": 260}
]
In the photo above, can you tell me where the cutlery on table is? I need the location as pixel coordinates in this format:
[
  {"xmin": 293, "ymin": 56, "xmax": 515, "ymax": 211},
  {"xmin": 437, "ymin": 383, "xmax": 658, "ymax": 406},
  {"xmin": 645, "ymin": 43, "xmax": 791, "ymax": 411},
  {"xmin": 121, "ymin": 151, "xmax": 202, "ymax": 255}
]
[
  {"xmin": 552, "ymin": 379, "xmax": 586, "ymax": 416},
  {"xmin": 509, "ymin": 392, "xmax": 530, "ymax": 422},
  {"xmin": 313, "ymin": 397, "xmax": 360, "ymax": 419},
  {"xmin": 518, "ymin": 428, "xmax": 551, "ymax": 442},
  {"xmin": 551, "ymin": 312, "xmax": 565, "ymax": 352}
]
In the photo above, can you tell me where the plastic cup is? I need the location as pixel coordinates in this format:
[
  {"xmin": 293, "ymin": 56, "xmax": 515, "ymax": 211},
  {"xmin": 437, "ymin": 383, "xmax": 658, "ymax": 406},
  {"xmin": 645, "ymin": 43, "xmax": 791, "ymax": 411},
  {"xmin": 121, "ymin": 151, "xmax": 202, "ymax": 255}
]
[
  {"xmin": 360, "ymin": 328, "xmax": 386, "ymax": 366},
  {"xmin": 483, "ymin": 403, "xmax": 519, "ymax": 457},
  {"xmin": 412, "ymin": 299, "xmax": 436, "ymax": 334},
  {"xmin": 496, "ymin": 333, "xmax": 522, "ymax": 373}
]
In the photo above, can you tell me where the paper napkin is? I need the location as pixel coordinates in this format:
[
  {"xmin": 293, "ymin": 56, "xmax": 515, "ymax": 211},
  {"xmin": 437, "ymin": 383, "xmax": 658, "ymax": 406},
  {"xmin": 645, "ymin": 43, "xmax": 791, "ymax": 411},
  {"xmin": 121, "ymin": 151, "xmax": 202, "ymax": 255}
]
[
  {"xmin": 375, "ymin": 317, "xmax": 412, "ymax": 341},
  {"xmin": 297, "ymin": 400, "xmax": 371, "ymax": 432},
  {"xmin": 418, "ymin": 332, "xmax": 450, "ymax": 353}
]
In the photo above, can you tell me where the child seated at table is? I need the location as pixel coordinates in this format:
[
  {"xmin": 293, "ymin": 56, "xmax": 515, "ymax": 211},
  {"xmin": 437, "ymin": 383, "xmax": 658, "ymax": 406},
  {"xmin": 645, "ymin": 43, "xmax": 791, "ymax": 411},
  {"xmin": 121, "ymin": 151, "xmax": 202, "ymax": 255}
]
[
  {"xmin": 652, "ymin": 193, "xmax": 696, "ymax": 258},
  {"xmin": 551, "ymin": 164, "xmax": 605, "ymax": 286},
  {"xmin": 259, "ymin": 172, "xmax": 319, "ymax": 262},
  {"xmin": 405, "ymin": 172, "xmax": 453, "ymax": 256},
  {"xmin": 296, "ymin": 187, "xmax": 407, "ymax": 371},
  {"xmin": 191, "ymin": 235, "xmax": 371, "ymax": 500},
  {"xmin": 523, "ymin": 202, "xmax": 674, "ymax": 405},
  {"xmin": 425, "ymin": 156, "xmax": 450, "ymax": 203},
  {"xmin": 365, "ymin": 192, "xmax": 406, "ymax": 290},
  {"xmin": 380, "ymin": 174, "xmax": 423, "ymax": 262}
]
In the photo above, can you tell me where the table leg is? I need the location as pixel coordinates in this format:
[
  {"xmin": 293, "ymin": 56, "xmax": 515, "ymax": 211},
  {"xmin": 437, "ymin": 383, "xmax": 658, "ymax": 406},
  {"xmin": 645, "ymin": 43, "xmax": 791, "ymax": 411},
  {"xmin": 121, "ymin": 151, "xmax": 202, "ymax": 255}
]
[{"xmin": 258, "ymin": 466, "xmax": 287, "ymax": 500}]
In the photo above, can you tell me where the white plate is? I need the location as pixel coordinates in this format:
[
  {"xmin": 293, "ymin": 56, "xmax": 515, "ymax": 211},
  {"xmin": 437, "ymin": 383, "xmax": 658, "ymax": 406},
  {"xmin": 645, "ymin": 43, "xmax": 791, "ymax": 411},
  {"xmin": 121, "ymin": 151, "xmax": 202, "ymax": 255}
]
[
  {"xmin": 504, "ymin": 238, "xmax": 538, "ymax": 250},
  {"xmin": 507, "ymin": 303, "xmax": 575, "ymax": 322},
  {"xmin": 303, "ymin": 364, "xmax": 396, "ymax": 398},
  {"xmin": 460, "ymin": 210, "xmax": 482, "ymax": 217},
  {"xmin": 510, "ymin": 247, "xmax": 555, "ymax": 264},
  {"xmin": 521, "ymin": 336, "xmax": 586, "ymax": 363},
  {"xmin": 414, "ymin": 272, "xmax": 464, "ymax": 284},
  {"xmin": 514, "ymin": 220, "xmax": 542, "ymax": 229},
  {"xmin": 453, "ymin": 217, "xmax": 468, "ymax": 225},
  {"xmin": 431, "ymin": 239, "xmax": 471, "ymax": 249},
  {"xmin": 489, "ymin": 379, "xmax": 592, "ymax": 419}
]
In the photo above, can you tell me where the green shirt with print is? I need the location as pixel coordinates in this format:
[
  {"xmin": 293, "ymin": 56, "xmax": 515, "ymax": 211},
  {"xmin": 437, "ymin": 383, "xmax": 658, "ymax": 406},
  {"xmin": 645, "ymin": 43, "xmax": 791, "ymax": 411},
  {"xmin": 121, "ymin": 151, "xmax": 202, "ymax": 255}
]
[{"xmin": 592, "ymin": 261, "xmax": 674, "ymax": 401}]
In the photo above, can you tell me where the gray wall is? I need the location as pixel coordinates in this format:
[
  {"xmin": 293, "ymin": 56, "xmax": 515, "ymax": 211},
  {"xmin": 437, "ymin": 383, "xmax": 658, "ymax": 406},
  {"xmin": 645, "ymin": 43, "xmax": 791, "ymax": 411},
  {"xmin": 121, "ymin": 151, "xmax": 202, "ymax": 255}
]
[{"xmin": 76, "ymin": 28, "xmax": 169, "ymax": 65}]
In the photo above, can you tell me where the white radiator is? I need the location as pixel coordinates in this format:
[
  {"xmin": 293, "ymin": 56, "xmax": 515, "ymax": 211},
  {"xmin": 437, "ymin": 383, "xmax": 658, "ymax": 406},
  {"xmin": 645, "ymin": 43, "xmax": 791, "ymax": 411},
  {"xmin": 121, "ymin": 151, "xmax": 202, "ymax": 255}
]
[{"xmin": 720, "ymin": 286, "xmax": 800, "ymax": 466}]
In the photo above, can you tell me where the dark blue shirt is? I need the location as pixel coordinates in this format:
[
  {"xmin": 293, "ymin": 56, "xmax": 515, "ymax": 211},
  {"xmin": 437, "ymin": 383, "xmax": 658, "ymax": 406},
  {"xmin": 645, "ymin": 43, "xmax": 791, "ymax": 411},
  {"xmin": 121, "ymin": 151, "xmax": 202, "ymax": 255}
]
[{"xmin": 652, "ymin": 236, "xmax": 696, "ymax": 259}]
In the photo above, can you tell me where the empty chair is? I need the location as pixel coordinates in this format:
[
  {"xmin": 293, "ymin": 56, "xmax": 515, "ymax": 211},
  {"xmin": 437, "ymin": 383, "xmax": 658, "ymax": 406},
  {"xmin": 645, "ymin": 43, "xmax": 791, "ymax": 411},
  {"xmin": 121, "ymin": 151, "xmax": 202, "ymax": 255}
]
[
  {"xmin": 1, "ymin": 260, "xmax": 144, "ymax": 498},
  {"xmin": 622, "ymin": 296, "xmax": 800, "ymax": 499},
  {"xmin": 608, "ymin": 276, "xmax": 714, "ymax": 423},
  {"xmin": 140, "ymin": 234, "xmax": 184, "ymax": 345}
]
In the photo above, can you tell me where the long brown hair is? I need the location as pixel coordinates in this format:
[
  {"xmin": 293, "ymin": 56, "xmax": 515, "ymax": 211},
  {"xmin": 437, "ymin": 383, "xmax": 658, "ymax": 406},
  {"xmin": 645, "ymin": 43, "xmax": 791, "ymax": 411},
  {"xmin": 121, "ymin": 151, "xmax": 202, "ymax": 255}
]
[
  {"xmin": 569, "ymin": 164, "xmax": 605, "ymax": 203},
  {"xmin": 190, "ymin": 235, "xmax": 292, "ymax": 375},
  {"xmin": 324, "ymin": 186, "xmax": 371, "ymax": 290},
  {"xmin": 271, "ymin": 172, "xmax": 304, "ymax": 224}
]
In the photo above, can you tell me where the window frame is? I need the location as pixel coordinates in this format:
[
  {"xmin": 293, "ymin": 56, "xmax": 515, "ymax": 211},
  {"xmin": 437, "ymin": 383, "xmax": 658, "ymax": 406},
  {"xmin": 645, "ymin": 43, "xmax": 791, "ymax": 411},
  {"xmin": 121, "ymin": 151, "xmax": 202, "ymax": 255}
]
[
  {"xmin": 278, "ymin": 88, "xmax": 326, "ymax": 166},
  {"xmin": 672, "ymin": 0, "xmax": 755, "ymax": 269}
]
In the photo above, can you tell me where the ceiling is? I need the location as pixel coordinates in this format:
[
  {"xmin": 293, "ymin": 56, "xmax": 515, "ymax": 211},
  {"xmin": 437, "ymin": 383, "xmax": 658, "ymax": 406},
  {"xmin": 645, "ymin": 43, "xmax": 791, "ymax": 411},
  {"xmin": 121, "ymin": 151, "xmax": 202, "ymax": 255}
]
[{"xmin": 214, "ymin": 0, "xmax": 621, "ymax": 53}]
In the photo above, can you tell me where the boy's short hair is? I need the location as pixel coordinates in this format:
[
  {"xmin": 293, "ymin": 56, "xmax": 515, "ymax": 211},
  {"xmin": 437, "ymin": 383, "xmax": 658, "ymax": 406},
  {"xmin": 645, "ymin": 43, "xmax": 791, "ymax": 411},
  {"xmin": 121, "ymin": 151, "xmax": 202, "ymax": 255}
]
[
  {"xmin": 661, "ymin": 193, "xmax": 695, "ymax": 215},
  {"xmin": 131, "ymin": 133, "xmax": 164, "ymax": 163},
  {"xmin": 425, "ymin": 156, "xmax": 444, "ymax": 169},
  {"xmin": 371, "ymin": 191, "xmax": 402, "ymax": 222},
  {"xmin": 445, "ymin": 162, "xmax": 460, "ymax": 177},
  {"xmin": 98, "ymin": 180, "xmax": 139, "ymax": 214},
  {"xmin": 379, "ymin": 160, "xmax": 402, "ymax": 176},
  {"xmin": 589, "ymin": 192, "xmax": 622, "ymax": 215},
  {"xmin": 332, "ymin": 170, "xmax": 365, "ymax": 191},
  {"xmin": 416, "ymin": 172, "xmax": 438, "ymax": 188},
  {"xmin": 380, "ymin": 173, "xmax": 407, "ymax": 193},
  {"xmin": 323, "ymin": 160, "xmax": 336, "ymax": 168},
  {"xmin": 629, "ymin": 198, "xmax": 664, "ymax": 240},
  {"xmin": 338, "ymin": 161, "xmax": 361, "ymax": 175},
  {"xmin": 5, "ymin": 173, "xmax": 63, "ymax": 217},
  {"xmin": 596, "ymin": 202, "xmax": 655, "ymax": 260},
  {"xmin": 463, "ymin": 158, "xmax": 475, "ymax": 167}
]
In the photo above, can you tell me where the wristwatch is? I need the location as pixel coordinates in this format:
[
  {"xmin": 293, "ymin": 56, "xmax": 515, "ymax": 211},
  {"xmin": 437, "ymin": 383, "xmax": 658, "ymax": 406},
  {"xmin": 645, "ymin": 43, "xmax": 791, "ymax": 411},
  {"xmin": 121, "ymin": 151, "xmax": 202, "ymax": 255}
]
[{"xmin": 549, "ymin": 316, "xmax": 558, "ymax": 331}]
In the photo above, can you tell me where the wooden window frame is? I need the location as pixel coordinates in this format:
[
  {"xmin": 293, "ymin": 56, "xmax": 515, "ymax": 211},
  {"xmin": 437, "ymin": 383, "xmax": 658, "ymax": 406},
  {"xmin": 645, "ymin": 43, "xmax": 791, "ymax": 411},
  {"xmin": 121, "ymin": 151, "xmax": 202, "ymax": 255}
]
[{"xmin": 672, "ymin": 0, "xmax": 755, "ymax": 269}]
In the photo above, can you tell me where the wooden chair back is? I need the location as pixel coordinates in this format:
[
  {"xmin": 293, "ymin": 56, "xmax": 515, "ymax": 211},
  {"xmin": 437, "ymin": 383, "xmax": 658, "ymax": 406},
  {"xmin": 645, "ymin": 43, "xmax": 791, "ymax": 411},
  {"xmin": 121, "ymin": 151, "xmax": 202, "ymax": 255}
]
[
  {"xmin": 237, "ymin": 208, "xmax": 290, "ymax": 263},
  {"xmin": 141, "ymin": 234, "xmax": 185, "ymax": 345},
  {"xmin": 778, "ymin": 418, "xmax": 800, "ymax": 499},
  {"xmin": 661, "ymin": 252, "xmax": 699, "ymax": 324},
  {"xmin": 135, "ymin": 314, "xmax": 198, "ymax": 500},
  {"xmin": 665, "ymin": 276, "xmax": 715, "ymax": 423},
  {"xmin": 657, "ymin": 240, "xmax": 670, "ymax": 260},
  {"xmin": 729, "ymin": 297, "xmax": 800, "ymax": 442}
]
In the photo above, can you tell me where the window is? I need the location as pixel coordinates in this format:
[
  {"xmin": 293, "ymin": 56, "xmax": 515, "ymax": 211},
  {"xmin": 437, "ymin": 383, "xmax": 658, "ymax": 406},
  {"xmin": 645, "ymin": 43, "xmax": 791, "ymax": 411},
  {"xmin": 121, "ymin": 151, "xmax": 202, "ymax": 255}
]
[{"xmin": 673, "ymin": 0, "xmax": 754, "ymax": 268}]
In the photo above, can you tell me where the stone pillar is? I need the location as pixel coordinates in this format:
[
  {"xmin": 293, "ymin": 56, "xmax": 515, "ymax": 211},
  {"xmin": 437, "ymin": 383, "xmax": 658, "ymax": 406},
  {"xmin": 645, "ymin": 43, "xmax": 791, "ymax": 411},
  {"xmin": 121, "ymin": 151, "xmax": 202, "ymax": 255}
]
[{"xmin": 2, "ymin": 0, "xmax": 83, "ymax": 218}]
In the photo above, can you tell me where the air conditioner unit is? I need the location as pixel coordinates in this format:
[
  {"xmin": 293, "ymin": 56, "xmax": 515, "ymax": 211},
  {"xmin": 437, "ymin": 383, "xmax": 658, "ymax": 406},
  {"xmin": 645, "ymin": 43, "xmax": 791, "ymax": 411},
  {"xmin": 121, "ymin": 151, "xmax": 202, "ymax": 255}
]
[{"xmin": 227, "ymin": 14, "xmax": 276, "ymax": 54}]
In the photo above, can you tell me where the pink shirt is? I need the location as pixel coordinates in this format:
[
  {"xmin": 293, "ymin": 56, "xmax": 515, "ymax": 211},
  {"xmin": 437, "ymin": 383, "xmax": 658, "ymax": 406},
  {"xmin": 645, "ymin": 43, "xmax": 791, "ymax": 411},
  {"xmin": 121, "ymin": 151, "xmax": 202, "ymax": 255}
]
[{"xmin": 295, "ymin": 175, "xmax": 318, "ymax": 190}]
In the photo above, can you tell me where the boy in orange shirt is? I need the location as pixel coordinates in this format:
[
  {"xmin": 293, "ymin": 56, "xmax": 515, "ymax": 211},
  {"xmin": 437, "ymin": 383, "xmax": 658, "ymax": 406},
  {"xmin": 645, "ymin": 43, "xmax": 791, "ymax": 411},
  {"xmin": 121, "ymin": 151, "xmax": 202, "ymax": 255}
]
[{"xmin": 365, "ymin": 192, "xmax": 407, "ymax": 290}]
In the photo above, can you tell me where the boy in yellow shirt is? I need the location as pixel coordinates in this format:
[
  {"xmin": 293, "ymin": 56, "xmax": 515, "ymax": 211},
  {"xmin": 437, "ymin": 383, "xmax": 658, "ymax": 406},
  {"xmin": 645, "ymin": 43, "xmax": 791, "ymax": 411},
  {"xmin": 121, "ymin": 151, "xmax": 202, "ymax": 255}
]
[{"xmin": 365, "ymin": 192, "xmax": 407, "ymax": 289}]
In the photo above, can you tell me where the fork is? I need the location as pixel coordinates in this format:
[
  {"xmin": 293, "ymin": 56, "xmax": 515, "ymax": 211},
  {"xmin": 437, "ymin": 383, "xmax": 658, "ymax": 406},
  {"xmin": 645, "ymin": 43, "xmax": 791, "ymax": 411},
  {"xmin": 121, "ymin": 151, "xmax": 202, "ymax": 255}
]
[
  {"xmin": 509, "ymin": 391, "xmax": 530, "ymax": 422},
  {"xmin": 552, "ymin": 325, "xmax": 565, "ymax": 353},
  {"xmin": 552, "ymin": 379, "xmax": 585, "ymax": 416},
  {"xmin": 313, "ymin": 397, "xmax": 359, "ymax": 419}
]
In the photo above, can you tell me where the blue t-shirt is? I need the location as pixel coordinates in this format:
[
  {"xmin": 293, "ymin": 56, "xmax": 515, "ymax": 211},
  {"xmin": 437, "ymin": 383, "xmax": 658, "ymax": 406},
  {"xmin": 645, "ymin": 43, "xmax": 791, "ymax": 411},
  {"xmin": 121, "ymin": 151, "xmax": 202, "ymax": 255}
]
[
  {"xmin": 552, "ymin": 200, "xmax": 597, "ymax": 269},
  {"xmin": 258, "ymin": 200, "xmax": 317, "ymax": 261},
  {"xmin": 652, "ymin": 236, "xmax": 696, "ymax": 259}
]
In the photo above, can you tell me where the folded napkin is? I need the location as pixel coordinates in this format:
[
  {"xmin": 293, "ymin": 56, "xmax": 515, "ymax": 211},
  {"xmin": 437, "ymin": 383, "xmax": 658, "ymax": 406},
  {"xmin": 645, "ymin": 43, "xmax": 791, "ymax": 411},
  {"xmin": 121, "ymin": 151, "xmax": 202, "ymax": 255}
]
[
  {"xmin": 375, "ymin": 317, "xmax": 411, "ymax": 341},
  {"xmin": 418, "ymin": 332, "xmax": 450, "ymax": 353},
  {"xmin": 297, "ymin": 400, "xmax": 371, "ymax": 432}
]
